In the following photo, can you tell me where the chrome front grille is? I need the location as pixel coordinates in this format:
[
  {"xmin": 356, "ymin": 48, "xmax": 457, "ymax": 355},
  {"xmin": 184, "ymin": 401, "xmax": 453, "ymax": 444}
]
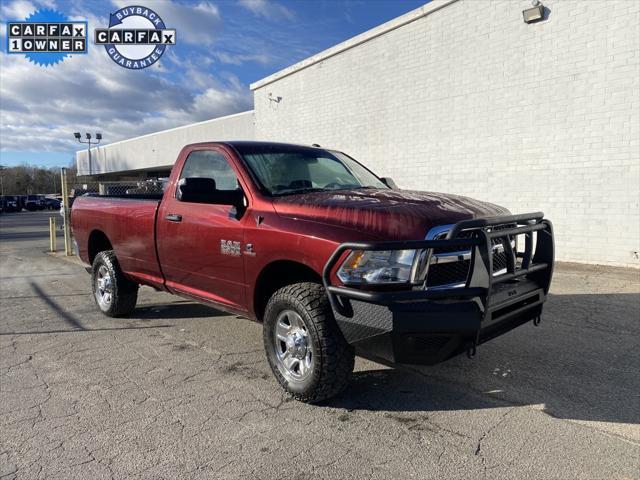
[{"xmin": 415, "ymin": 223, "xmax": 517, "ymax": 289}]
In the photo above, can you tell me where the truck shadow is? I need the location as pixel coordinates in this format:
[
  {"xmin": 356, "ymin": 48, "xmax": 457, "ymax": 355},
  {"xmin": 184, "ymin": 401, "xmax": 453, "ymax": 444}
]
[
  {"xmin": 131, "ymin": 302, "xmax": 229, "ymax": 320},
  {"xmin": 325, "ymin": 292, "xmax": 640, "ymax": 427},
  {"xmin": 6, "ymin": 282, "xmax": 173, "ymax": 335}
]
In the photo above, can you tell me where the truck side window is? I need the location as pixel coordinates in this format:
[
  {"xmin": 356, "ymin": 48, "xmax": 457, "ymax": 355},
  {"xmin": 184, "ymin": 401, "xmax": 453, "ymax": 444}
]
[{"xmin": 179, "ymin": 150, "xmax": 238, "ymax": 191}]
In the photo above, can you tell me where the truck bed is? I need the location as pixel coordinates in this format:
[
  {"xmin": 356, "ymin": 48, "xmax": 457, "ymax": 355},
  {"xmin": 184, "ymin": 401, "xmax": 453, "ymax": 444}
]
[{"xmin": 71, "ymin": 195, "xmax": 165, "ymax": 289}]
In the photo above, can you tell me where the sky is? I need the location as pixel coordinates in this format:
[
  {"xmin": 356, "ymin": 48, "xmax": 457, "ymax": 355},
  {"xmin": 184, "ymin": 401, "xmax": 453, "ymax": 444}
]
[{"xmin": 0, "ymin": 0, "xmax": 428, "ymax": 168}]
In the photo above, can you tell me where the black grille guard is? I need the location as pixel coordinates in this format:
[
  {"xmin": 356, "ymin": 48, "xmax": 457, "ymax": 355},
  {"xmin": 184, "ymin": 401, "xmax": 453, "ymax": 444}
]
[{"xmin": 322, "ymin": 212, "xmax": 554, "ymax": 318}]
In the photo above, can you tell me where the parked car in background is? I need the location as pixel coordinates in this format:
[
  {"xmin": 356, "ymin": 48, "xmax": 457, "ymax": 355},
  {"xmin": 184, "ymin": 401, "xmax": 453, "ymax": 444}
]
[
  {"xmin": 1, "ymin": 195, "xmax": 20, "ymax": 213},
  {"xmin": 72, "ymin": 141, "xmax": 554, "ymax": 403},
  {"xmin": 25, "ymin": 195, "xmax": 38, "ymax": 211},
  {"xmin": 25, "ymin": 194, "xmax": 45, "ymax": 211},
  {"xmin": 44, "ymin": 197, "xmax": 61, "ymax": 210}
]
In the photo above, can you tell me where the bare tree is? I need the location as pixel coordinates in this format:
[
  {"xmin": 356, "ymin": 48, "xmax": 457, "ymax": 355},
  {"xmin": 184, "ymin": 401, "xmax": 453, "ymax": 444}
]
[{"xmin": 0, "ymin": 162, "xmax": 73, "ymax": 196}]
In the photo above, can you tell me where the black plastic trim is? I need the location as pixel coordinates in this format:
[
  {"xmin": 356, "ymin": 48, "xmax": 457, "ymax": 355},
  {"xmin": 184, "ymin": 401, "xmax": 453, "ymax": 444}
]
[{"xmin": 322, "ymin": 212, "xmax": 555, "ymax": 364}]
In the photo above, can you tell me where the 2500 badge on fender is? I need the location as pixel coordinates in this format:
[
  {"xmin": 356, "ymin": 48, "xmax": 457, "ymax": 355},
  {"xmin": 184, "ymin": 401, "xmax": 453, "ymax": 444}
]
[{"xmin": 72, "ymin": 141, "xmax": 554, "ymax": 403}]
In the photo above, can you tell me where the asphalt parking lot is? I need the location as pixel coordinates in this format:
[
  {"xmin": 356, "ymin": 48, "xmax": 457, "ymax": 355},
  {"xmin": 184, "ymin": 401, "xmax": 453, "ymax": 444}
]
[{"xmin": 1, "ymin": 211, "xmax": 639, "ymax": 479}]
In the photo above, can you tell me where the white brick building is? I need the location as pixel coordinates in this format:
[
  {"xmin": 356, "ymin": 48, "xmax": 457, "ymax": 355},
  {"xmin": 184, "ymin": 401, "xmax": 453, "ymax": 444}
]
[
  {"xmin": 76, "ymin": 111, "xmax": 254, "ymax": 175},
  {"xmin": 79, "ymin": 0, "xmax": 640, "ymax": 267}
]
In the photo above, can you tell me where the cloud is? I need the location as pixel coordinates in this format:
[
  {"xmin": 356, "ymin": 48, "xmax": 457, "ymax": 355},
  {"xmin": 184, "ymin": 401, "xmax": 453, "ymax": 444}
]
[
  {"xmin": 238, "ymin": 0, "xmax": 295, "ymax": 21},
  {"xmin": 0, "ymin": 0, "xmax": 37, "ymax": 19},
  {"xmin": 109, "ymin": 0, "xmax": 222, "ymax": 46},
  {"xmin": 213, "ymin": 51, "xmax": 271, "ymax": 66},
  {"xmin": 1, "ymin": 0, "xmax": 58, "ymax": 19},
  {"xmin": 0, "ymin": 1, "xmax": 251, "ymax": 154}
]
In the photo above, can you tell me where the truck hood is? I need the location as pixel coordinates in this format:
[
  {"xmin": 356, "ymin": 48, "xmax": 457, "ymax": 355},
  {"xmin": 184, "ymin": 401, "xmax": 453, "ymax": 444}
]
[{"xmin": 272, "ymin": 188, "xmax": 510, "ymax": 240}]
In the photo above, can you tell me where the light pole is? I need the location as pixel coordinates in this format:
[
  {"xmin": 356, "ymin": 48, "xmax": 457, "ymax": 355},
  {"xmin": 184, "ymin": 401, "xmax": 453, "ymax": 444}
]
[{"xmin": 74, "ymin": 132, "xmax": 102, "ymax": 175}]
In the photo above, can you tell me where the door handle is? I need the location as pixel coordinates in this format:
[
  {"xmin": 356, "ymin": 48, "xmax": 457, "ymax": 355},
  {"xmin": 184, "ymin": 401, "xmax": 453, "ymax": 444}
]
[{"xmin": 166, "ymin": 214, "xmax": 182, "ymax": 222}]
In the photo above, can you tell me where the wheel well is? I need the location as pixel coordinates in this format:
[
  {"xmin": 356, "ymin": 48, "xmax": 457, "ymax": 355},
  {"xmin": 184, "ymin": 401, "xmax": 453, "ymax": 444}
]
[
  {"xmin": 254, "ymin": 260, "xmax": 321, "ymax": 322},
  {"xmin": 88, "ymin": 230, "xmax": 113, "ymax": 264}
]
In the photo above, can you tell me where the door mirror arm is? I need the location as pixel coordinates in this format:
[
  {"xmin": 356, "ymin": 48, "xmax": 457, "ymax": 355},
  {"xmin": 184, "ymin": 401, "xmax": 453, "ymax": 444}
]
[
  {"xmin": 229, "ymin": 194, "xmax": 248, "ymax": 220},
  {"xmin": 380, "ymin": 177, "xmax": 398, "ymax": 189}
]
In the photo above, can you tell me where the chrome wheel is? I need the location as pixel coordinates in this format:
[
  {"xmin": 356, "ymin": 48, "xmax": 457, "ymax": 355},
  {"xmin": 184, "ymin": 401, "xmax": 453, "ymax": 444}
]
[
  {"xmin": 95, "ymin": 265, "xmax": 113, "ymax": 310},
  {"xmin": 273, "ymin": 309, "xmax": 314, "ymax": 383}
]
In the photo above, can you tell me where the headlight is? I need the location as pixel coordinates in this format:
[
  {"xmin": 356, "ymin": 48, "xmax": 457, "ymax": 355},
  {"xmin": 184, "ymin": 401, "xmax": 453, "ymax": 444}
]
[{"xmin": 337, "ymin": 249, "xmax": 416, "ymax": 284}]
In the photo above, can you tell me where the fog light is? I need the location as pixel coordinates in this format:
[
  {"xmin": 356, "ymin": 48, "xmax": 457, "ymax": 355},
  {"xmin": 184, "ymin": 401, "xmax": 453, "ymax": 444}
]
[{"xmin": 523, "ymin": 1, "xmax": 544, "ymax": 23}]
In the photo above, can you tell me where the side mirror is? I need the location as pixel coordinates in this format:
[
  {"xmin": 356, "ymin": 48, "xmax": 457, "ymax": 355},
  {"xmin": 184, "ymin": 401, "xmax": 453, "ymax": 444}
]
[
  {"xmin": 380, "ymin": 177, "xmax": 398, "ymax": 189},
  {"xmin": 178, "ymin": 177, "xmax": 244, "ymax": 206}
]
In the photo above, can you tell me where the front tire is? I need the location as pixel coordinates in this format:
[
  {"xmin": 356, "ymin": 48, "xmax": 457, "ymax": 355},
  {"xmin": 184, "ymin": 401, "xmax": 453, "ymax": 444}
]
[
  {"xmin": 91, "ymin": 250, "xmax": 138, "ymax": 317},
  {"xmin": 263, "ymin": 282, "xmax": 355, "ymax": 403}
]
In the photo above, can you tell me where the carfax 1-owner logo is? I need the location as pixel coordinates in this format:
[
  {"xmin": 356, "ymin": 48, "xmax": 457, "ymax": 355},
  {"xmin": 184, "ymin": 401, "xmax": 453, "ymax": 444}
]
[
  {"xmin": 6, "ymin": 9, "xmax": 88, "ymax": 66},
  {"xmin": 95, "ymin": 5, "xmax": 176, "ymax": 69}
]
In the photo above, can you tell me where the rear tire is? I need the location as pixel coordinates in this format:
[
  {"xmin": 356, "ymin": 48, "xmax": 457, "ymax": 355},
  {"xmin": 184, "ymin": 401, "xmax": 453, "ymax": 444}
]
[
  {"xmin": 91, "ymin": 250, "xmax": 138, "ymax": 317},
  {"xmin": 263, "ymin": 282, "xmax": 355, "ymax": 403}
]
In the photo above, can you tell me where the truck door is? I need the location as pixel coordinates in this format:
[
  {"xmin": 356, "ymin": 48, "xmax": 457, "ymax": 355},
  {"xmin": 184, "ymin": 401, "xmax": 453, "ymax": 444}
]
[{"xmin": 156, "ymin": 147, "xmax": 247, "ymax": 311}]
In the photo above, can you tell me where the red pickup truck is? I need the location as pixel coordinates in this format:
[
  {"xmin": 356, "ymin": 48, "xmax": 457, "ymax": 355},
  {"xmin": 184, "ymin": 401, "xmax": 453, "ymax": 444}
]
[{"xmin": 72, "ymin": 141, "xmax": 554, "ymax": 402}]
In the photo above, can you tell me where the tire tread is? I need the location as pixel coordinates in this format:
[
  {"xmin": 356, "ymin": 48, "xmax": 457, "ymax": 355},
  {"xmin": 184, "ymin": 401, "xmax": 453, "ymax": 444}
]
[
  {"xmin": 92, "ymin": 250, "xmax": 138, "ymax": 317},
  {"xmin": 264, "ymin": 282, "xmax": 354, "ymax": 403}
]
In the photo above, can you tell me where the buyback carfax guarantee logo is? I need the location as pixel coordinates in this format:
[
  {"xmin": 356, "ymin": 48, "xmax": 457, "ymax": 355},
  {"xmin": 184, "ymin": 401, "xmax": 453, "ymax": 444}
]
[
  {"xmin": 95, "ymin": 6, "xmax": 176, "ymax": 69},
  {"xmin": 6, "ymin": 9, "xmax": 87, "ymax": 66}
]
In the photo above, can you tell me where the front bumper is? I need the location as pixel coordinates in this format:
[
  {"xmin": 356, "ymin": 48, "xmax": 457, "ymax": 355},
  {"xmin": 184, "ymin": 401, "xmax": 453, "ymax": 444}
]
[{"xmin": 322, "ymin": 212, "xmax": 554, "ymax": 365}]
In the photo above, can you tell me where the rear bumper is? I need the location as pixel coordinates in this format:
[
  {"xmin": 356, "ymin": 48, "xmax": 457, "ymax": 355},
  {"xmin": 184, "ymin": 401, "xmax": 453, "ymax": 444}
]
[{"xmin": 323, "ymin": 213, "xmax": 554, "ymax": 365}]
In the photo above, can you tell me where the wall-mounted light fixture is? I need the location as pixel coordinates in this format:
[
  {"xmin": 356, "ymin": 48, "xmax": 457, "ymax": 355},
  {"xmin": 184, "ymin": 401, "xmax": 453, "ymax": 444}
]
[
  {"xmin": 268, "ymin": 92, "xmax": 282, "ymax": 104},
  {"xmin": 523, "ymin": 0, "xmax": 545, "ymax": 24}
]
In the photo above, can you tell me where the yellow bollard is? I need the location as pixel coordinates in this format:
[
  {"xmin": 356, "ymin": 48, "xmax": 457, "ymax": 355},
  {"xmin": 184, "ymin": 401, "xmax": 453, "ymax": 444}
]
[
  {"xmin": 49, "ymin": 217, "xmax": 56, "ymax": 252},
  {"xmin": 61, "ymin": 168, "xmax": 72, "ymax": 256}
]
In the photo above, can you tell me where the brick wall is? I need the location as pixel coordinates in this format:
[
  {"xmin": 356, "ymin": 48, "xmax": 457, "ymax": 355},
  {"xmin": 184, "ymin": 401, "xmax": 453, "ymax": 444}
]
[{"xmin": 252, "ymin": 0, "xmax": 640, "ymax": 267}]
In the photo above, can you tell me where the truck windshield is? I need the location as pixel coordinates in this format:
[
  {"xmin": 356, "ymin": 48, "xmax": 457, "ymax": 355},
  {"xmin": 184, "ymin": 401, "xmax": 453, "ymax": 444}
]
[{"xmin": 235, "ymin": 144, "xmax": 388, "ymax": 196}]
